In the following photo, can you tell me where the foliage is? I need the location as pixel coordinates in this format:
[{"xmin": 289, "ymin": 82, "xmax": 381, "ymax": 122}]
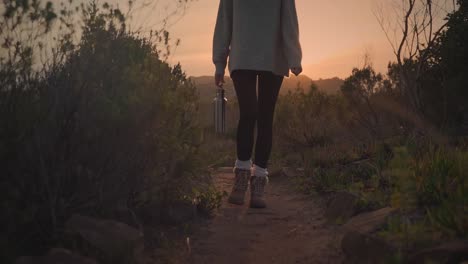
[
  {"xmin": 409, "ymin": 0, "xmax": 468, "ymax": 133},
  {"xmin": 197, "ymin": 128, "xmax": 237, "ymax": 168},
  {"xmin": 0, "ymin": 1, "xmax": 209, "ymax": 262},
  {"xmin": 341, "ymin": 65, "xmax": 388, "ymax": 100},
  {"xmin": 422, "ymin": 149, "xmax": 468, "ymax": 237},
  {"xmin": 274, "ymin": 84, "xmax": 351, "ymax": 162},
  {"xmin": 274, "ymin": 69, "xmax": 403, "ymax": 196},
  {"xmin": 341, "ymin": 65, "xmax": 411, "ymax": 140},
  {"xmin": 194, "ymin": 186, "xmax": 226, "ymax": 216},
  {"xmin": 387, "ymin": 144, "xmax": 468, "ymax": 239},
  {"xmin": 268, "ymin": 1, "xmax": 467, "ymax": 257}
]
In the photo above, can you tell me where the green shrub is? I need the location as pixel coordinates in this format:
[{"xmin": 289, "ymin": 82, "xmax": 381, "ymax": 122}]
[
  {"xmin": 414, "ymin": 146, "xmax": 455, "ymax": 207},
  {"xmin": 424, "ymin": 150, "xmax": 468, "ymax": 237},
  {"xmin": 274, "ymin": 86, "xmax": 349, "ymax": 158},
  {"xmin": 387, "ymin": 144, "xmax": 467, "ymax": 239},
  {"xmin": 0, "ymin": 1, "xmax": 206, "ymax": 261},
  {"xmin": 194, "ymin": 186, "xmax": 226, "ymax": 216}
]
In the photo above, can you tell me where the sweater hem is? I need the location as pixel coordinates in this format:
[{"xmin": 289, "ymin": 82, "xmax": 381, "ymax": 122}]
[{"xmin": 228, "ymin": 66, "xmax": 289, "ymax": 78}]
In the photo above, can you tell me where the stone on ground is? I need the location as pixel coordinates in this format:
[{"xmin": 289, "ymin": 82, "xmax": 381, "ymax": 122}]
[
  {"xmin": 269, "ymin": 167, "xmax": 304, "ymax": 178},
  {"xmin": 407, "ymin": 241, "xmax": 468, "ymax": 264},
  {"xmin": 343, "ymin": 207, "xmax": 397, "ymax": 233},
  {"xmin": 325, "ymin": 191, "xmax": 359, "ymax": 223},
  {"xmin": 65, "ymin": 214, "xmax": 144, "ymax": 264},
  {"xmin": 15, "ymin": 248, "xmax": 98, "ymax": 264},
  {"xmin": 341, "ymin": 207, "xmax": 398, "ymax": 263}
]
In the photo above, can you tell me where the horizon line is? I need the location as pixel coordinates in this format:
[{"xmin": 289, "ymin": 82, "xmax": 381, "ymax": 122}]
[{"xmin": 187, "ymin": 74, "xmax": 345, "ymax": 80}]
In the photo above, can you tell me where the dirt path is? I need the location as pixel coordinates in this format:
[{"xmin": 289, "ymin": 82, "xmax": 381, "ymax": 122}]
[{"xmin": 187, "ymin": 169, "xmax": 345, "ymax": 264}]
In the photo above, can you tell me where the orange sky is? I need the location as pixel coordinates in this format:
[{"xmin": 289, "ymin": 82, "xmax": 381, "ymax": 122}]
[
  {"xmin": 70, "ymin": 0, "xmax": 454, "ymax": 78},
  {"xmin": 158, "ymin": 0, "xmax": 397, "ymax": 79}
]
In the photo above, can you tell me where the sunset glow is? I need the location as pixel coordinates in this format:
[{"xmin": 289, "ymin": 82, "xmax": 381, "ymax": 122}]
[{"xmin": 164, "ymin": 0, "xmax": 396, "ymax": 78}]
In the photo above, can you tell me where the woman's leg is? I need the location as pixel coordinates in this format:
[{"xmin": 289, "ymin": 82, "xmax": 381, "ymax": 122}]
[
  {"xmin": 230, "ymin": 69, "xmax": 258, "ymax": 164},
  {"xmin": 248, "ymin": 71, "xmax": 282, "ymax": 208},
  {"xmin": 254, "ymin": 71, "xmax": 284, "ymax": 169},
  {"xmin": 228, "ymin": 69, "xmax": 258, "ymax": 205}
]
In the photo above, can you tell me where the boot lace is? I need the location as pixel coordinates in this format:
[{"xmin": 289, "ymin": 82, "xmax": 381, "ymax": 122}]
[
  {"xmin": 233, "ymin": 169, "xmax": 250, "ymax": 191},
  {"xmin": 251, "ymin": 176, "xmax": 268, "ymax": 196}
]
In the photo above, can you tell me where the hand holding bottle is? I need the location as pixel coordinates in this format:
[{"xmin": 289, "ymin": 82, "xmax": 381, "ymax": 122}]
[{"xmin": 215, "ymin": 73, "xmax": 225, "ymax": 88}]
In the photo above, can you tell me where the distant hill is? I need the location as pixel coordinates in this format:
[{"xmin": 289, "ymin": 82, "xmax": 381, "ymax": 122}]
[
  {"xmin": 281, "ymin": 75, "xmax": 344, "ymax": 95},
  {"xmin": 190, "ymin": 75, "xmax": 343, "ymax": 103}
]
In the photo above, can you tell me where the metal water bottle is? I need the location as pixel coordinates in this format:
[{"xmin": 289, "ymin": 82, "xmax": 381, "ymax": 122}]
[{"xmin": 213, "ymin": 87, "xmax": 227, "ymax": 134}]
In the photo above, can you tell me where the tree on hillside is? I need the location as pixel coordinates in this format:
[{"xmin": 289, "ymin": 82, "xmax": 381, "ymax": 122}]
[
  {"xmin": 341, "ymin": 65, "xmax": 386, "ymax": 137},
  {"xmin": 420, "ymin": 0, "xmax": 468, "ymax": 133},
  {"xmin": 374, "ymin": 0, "xmax": 457, "ymax": 115}
]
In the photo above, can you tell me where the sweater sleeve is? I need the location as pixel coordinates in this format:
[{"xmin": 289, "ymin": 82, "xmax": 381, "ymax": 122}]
[
  {"xmin": 281, "ymin": 0, "xmax": 302, "ymax": 69},
  {"xmin": 212, "ymin": 0, "xmax": 233, "ymax": 75}
]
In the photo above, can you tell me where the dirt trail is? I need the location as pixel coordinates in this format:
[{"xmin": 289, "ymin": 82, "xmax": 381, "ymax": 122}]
[{"xmin": 187, "ymin": 169, "xmax": 345, "ymax": 264}]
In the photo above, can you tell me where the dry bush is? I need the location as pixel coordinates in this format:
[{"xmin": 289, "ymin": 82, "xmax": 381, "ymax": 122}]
[{"xmin": 0, "ymin": 1, "xmax": 208, "ymax": 261}]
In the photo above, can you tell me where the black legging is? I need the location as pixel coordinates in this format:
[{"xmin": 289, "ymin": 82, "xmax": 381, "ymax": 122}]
[{"xmin": 230, "ymin": 69, "xmax": 284, "ymax": 169}]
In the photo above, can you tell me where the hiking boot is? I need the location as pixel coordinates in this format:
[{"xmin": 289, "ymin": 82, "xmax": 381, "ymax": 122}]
[
  {"xmin": 250, "ymin": 176, "xmax": 268, "ymax": 208},
  {"xmin": 228, "ymin": 168, "xmax": 251, "ymax": 205}
]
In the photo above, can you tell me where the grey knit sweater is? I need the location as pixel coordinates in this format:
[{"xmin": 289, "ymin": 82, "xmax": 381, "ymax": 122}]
[{"xmin": 212, "ymin": 0, "xmax": 302, "ymax": 77}]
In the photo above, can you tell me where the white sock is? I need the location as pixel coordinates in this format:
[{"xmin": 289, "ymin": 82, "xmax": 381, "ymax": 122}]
[
  {"xmin": 252, "ymin": 164, "xmax": 268, "ymax": 178},
  {"xmin": 234, "ymin": 159, "xmax": 252, "ymax": 170}
]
